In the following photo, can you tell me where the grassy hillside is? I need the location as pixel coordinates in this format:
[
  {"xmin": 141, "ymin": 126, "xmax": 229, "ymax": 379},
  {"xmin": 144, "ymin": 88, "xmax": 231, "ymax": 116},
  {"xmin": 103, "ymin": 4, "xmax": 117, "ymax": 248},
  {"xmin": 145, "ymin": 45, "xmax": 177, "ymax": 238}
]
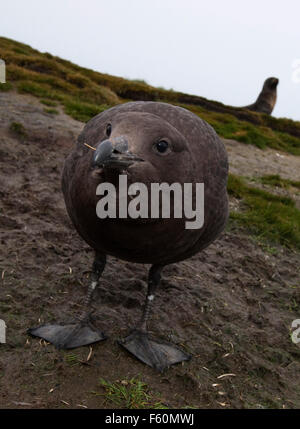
[
  {"xmin": 228, "ymin": 174, "xmax": 300, "ymax": 250},
  {"xmin": 0, "ymin": 36, "xmax": 300, "ymax": 251},
  {"xmin": 1, "ymin": 36, "xmax": 300, "ymax": 155}
]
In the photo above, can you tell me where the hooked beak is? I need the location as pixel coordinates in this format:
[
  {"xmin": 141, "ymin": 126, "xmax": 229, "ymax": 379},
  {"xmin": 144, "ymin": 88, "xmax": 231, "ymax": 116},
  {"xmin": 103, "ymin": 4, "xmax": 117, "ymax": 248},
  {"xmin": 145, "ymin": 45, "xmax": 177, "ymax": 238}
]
[{"xmin": 92, "ymin": 136, "xmax": 144, "ymax": 169}]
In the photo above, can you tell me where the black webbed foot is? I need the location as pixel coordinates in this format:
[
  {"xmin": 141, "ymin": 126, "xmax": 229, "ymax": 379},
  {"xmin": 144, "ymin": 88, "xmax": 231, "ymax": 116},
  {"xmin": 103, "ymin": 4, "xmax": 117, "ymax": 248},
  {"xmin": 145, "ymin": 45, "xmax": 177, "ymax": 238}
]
[
  {"xmin": 119, "ymin": 329, "xmax": 190, "ymax": 372},
  {"xmin": 28, "ymin": 252, "xmax": 107, "ymax": 349},
  {"xmin": 28, "ymin": 322, "xmax": 106, "ymax": 349}
]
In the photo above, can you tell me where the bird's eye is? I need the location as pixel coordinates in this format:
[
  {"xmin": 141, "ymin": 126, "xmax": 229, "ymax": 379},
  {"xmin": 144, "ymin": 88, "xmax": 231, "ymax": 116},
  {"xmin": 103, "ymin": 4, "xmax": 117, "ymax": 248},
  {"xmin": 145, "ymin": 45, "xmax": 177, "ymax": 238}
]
[
  {"xmin": 155, "ymin": 140, "xmax": 169, "ymax": 154},
  {"xmin": 106, "ymin": 123, "xmax": 112, "ymax": 137}
]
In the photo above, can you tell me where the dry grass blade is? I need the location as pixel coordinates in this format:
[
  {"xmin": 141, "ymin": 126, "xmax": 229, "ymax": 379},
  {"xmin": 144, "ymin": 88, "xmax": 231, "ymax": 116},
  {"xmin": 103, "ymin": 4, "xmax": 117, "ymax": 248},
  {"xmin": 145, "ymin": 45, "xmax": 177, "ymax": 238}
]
[
  {"xmin": 217, "ymin": 373, "xmax": 236, "ymax": 379},
  {"xmin": 84, "ymin": 143, "xmax": 96, "ymax": 151},
  {"xmin": 87, "ymin": 346, "xmax": 93, "ymax": 361}
]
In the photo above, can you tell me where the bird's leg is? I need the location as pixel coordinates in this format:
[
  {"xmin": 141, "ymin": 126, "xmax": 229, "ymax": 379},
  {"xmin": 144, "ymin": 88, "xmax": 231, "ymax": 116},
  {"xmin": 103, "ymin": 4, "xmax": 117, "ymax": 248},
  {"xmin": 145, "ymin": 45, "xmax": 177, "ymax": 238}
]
[
  {"xmin": 28, "ymin": 252, "xmax": 107, "ymax": 349},
  {"xmin": 119, "ymin": 264, "xmax": 191, "ymax": 372},
  {"xmin": 77, "ymin": 253, "xmax": 106, "ymax": 323},
  {"xmin": 137, "ymin": 264, "xmax": 162, "ymax": 332}
]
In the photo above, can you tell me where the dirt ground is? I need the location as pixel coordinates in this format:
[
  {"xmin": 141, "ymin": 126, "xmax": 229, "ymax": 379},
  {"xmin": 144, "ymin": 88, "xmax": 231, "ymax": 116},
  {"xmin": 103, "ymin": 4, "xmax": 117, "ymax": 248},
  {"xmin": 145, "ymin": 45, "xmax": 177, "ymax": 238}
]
[
  {"xmin": 224, "ymin": 138, "xmax": 300, "ymax": 182},
  {"xmin": 0, "ymin": 92, "xmax": 299, "ymax": 409}
]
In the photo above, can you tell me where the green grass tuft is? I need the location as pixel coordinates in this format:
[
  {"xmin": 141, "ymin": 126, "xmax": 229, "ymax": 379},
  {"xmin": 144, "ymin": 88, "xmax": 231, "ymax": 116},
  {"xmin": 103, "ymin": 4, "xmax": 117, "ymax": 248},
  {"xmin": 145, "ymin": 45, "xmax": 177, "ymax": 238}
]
[
  {"xmin": 92, "ymin": 377, "xmax": 167, "ymax": 409},
  {"xmin": 40, "ymin": 99, "xmax": 58, "ymax": 107},
  {"xmin": 64, "ymin": 352, "xmax": 80, "ymax": 366},
  {"xmin": 0, "ymin": 82, "xmax": 13, "ymax": 91},
  {"xmin": 15, "ymin": 80, "xmax": 110, "ymax": 122},
  {"xmin": 44, "ymin": 107, "xmax": 59, "ymax": 115},
  {"xmin": 9, "ymin": 121, "xmax": 27, "ymax": 137},
  {"xmin": 258, "ymin": 174, "xmax": 300, "ymax": 189},
  {"xmin": 17, "ymin": 80, "xmax": 55, "ymax": 98},
  {"xmin": 63, "ymin": 100, "xmax": 108, "ymax": 122},
  {"xmin": 228, "ymin": 174, "xmax": 300, "ymax": 250}
]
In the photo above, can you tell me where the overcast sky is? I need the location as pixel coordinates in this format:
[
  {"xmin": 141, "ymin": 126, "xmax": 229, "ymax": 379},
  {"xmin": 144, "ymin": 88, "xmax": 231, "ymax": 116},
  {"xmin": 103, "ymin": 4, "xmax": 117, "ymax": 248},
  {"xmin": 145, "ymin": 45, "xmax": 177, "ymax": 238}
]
[{"xmin": 1, "ymin": 0, "xmax": 300, "ymax": 120}]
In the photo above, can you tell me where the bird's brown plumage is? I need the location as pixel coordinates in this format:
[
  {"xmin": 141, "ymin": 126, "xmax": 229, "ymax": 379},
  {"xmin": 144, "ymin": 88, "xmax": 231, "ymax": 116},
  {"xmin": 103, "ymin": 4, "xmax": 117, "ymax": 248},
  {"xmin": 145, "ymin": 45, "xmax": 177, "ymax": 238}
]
[
  {"xmin": 62, "ymin": 101, "xmax": 229, "ymax": 265},
  {"xmin": 29, "ymin": 101, "xmax": 229, "ymax": 368}
]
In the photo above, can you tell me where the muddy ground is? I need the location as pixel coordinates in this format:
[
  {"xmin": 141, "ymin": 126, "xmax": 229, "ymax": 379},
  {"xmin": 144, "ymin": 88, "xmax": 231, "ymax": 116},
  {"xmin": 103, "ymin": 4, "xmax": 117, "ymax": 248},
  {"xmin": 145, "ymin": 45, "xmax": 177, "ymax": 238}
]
[{"xmin": 0, "ymin": 92, "xmax": 299, "ymax": 409}]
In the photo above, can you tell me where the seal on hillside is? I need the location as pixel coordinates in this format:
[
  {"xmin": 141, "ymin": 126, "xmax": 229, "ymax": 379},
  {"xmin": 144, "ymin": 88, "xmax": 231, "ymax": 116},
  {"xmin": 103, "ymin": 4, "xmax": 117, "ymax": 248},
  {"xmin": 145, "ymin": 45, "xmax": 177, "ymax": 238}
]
[{"xmin": 243, "ymin": 77, "xmax": 279, "ymax": 115}]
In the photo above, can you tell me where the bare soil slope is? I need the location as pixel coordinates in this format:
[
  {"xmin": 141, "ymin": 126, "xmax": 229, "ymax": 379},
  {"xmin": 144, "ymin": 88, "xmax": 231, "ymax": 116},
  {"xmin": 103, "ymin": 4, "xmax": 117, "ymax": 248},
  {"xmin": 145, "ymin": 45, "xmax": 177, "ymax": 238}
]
[{"xmin": 0, "ymin": 92, "xmax": 299, "ymax": 409}]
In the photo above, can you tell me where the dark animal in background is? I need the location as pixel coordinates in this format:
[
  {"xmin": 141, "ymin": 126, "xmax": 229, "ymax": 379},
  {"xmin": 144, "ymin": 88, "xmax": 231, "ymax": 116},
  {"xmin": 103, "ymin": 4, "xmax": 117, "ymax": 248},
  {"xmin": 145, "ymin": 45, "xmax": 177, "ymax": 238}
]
[
  {"xmin": 29, "ymin": 101, "xmax": 229, "ymax": 371},
  {"xmin": 243, "ymin": 77, "xmax": 279, "ymax": 115}
]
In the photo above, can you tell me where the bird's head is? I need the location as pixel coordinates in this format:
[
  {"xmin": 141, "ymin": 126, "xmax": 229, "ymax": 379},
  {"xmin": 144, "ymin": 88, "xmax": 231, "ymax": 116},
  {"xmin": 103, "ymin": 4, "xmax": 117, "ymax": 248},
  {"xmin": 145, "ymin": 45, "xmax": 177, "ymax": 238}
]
[{"xmin": 89, "ymin": 111, "xmax": 193, "ymax": 187}]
